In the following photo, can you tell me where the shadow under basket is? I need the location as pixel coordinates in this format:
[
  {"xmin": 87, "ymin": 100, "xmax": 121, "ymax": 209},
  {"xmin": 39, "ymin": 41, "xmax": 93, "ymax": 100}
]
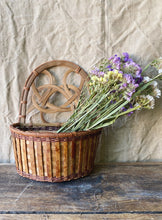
[{"xmin": 10, "ymin": 123, "xmax": 101, "ymax": 182}]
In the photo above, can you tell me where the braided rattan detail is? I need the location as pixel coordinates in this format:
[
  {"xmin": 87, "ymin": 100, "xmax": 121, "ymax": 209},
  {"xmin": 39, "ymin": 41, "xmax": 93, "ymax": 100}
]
[
  {"xmin": 19, "ymin": 60, "xmax": 89, "ymax": 125},
  {"xmin": 10, "ymin": 123, "xmax": 101, "ymax": 142}
]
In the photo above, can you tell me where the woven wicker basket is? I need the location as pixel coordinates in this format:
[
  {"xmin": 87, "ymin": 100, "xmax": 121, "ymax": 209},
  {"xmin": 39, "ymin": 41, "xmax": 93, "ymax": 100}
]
[{"xmin": 10, "ymin": 60, "xmax": 102, "ymax": 182}]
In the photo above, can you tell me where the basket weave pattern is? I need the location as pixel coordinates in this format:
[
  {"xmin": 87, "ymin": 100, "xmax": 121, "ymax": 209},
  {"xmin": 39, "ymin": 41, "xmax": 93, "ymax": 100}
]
[
  {"xmin": 10, "ymin": 124, "xmax": 101, "ymax": 182},
  {"xmin": 10, "ymin": 60, "xmax": 102, "ymax": 182}
]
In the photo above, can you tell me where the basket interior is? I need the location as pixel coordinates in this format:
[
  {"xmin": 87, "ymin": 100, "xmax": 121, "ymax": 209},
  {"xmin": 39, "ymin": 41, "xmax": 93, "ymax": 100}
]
[{"xmin": 15, "ymin": 124, "xmax": 61, "ymax": 133}]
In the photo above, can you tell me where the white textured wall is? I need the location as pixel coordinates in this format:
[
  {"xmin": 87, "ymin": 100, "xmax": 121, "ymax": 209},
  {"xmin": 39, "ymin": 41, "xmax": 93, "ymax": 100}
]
[{"xmin": 0, "ymin": 0, "xmax": 162, "ymax": 163}]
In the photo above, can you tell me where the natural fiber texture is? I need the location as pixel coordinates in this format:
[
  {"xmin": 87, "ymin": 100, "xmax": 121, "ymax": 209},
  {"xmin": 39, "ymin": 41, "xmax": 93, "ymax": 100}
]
[
  {"xmin": 10, "ymin": 60, "xmax": 102, "ymax": 182},
  {"xmin": 10, "ymin": 123, "xmax": 101, "ymax": 182},
  {"xmin": 19, "ymin": 60, "xmax": 89, "ymax": 126}
]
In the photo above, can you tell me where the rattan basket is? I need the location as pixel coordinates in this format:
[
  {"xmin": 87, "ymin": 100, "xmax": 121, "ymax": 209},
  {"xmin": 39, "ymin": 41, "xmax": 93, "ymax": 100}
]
[{"xmin": 10, "ymin": 60, "xmax": 102, "ymax": 182}]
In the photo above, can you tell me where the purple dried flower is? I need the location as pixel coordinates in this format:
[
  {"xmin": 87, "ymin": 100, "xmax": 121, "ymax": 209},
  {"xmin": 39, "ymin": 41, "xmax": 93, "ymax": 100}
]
[
  {"xmin": 134, "ymin": 84, "xmax": 139, "ymax": 88},
  {"xmin": 107, "ymin": 65, "xmax": 113, "ymax": 71},
  {"xmin": 108, "ymin": 56, "xmax": 113, "ymax": 60},
  {"xmin": 124, "ymin": 74, "xmax": 134, "ymax": 83},
  {"xmin": 91, "ymin": 67, "xmax": 100, "ymax": 75},
  {"xmin": 128, "ymin": 104, "xmax": 134, "ymax": 115},
  {"xmin": 128, "ymin": 58, "xmax": 133, "ymax": 62},
  {"xmin": 127, "ymin": 91, "xmax": 134, "ymax": 97},
  {"xmin": 135, "ymin": 76, "xmax": 143, "ymax": 84},
  {"xmin": 110, "ymin": 90, "xmax": 116, "ymax": 94},
  {"xmin": 126, "ymin": 96, "xmax": 131, "ymax": 101},
  {"xmin": 120, "ymin": 83, "xmax": 127, "ymax": 89},
  {"xmin": 98, "ymin": 71, "xmax": 105, "ymax": 77},
  {"xmin": 129, "ymin": 103, "xmax": 133, "ymax": 108},
  {"xmin": 123, "ymin": 83, "xmax": 127, "ymax": 87},
  {"xmin": 128, "ymin": 111, "xmax": 133, "ymax": 116},
  {"xmin": 122, "ymin": 52, "xmax": 129, "ymax": 62},
  {"xmin": 121, "ymin": 107, "xmax": 127, "ymax": 111},
  {"xmin": 116, "ymin": 63, "xmax": 121, "ymax": 70},
  {"xmin": 110, "ymin": 100, "xmax": 116, "ymax": 104},
  {"xmin": 136, "ymin": 68, "xmax": 142, "ymax": 77},
  {"xmin": 113, "ymin": 55, "xmax": 121, "ymax": 63}
]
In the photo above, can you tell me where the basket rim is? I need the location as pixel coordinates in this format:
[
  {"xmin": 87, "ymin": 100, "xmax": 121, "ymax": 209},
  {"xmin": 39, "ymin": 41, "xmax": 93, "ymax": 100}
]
[{"xmin": 10, "ymin": 123, "xmax": 102, "ymax": 138}]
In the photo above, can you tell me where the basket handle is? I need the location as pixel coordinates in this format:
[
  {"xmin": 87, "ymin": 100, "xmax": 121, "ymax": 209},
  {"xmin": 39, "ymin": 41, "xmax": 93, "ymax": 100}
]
[{"xmin": 18, "ymin": 60, "xmax": 89, "ymax": 124}]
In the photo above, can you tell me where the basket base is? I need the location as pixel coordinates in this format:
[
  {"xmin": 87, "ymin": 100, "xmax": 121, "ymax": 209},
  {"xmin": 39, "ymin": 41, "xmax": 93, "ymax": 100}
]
[{"xmin": 16, "ymin": 168, "xmax": 93, "ymax": 182}]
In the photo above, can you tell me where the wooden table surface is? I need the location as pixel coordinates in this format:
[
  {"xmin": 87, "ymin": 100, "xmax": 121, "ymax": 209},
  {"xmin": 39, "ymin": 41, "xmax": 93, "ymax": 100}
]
[{"xmin": 0, "ymin": 163, "xmax": 162, "ymax": 220}]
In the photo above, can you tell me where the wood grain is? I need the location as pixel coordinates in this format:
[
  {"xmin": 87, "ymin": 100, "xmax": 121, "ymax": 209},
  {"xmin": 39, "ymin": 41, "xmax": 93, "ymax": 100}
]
[
  {"xmin": 0, "ymin": 163, "xmax": 162, "ymax": 219},
  {"xmin": 16, "ymin": 138, "xmax": 22, "ymax": 171},
  {"xmin": 34, "ymin": 141, "xmax": 44, "ymax": 177},
  {"xmin": 26, "ymin": 140, "xmax": 36, "ymax": 176},
  {"xmin": 21, "ymin": 139, "xmax": 29, "ymax": 174},
  {"xmin": 0, "ymin": 214, "xmax": 162, "ymax": 220}
]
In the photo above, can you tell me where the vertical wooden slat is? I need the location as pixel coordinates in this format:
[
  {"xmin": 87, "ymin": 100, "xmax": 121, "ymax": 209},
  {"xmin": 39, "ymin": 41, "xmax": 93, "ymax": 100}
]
[
  {"xmin": 21, "ymin": 139, "xmax": 29, "ymax": 174},
  {"xmin": 26, "ymin": 140, "xmax": 36, "ymax": 176},
  {"xmin": 42, "ymin": 142, "xmax": 47, "ymax": 177},
  {"xmin": 67, "ymin": 141, "xmax": 72, "ymax": 177},
  {"xmin": 84, "ymin": 138, "xmax": 89, "ymax": 173},
  {"xmin": 62, "ymin": 141, "xmax": 68, "ymax": 178},
  {"xmin": 68, "ymin": 141, "xmax": 75, "ymax": 177},
  {"xmin": 87, "ymin": 137, "xmax": 93, "ymax": 171},
  {"xmin": 78, "ymin": 138, "xmax": 83, "ymax": 175},
  {"xmin": 51, "ymin": 142, "xmax": 56, "ymax": 178},
  {"xmin": 92, "ymin": 135, "xmax": 99, "ymax": 164},
  {"xmin": 71, "ymin": 140, "xmax": 76, "ymax": 177},
  {"xmin": 53, "ymin": 141, "xmax": 61, "ymax": 179},
  {"xmin": 34, "ymin": 141, "xmax": 44, "ymax": 177},
  {"xmin": 90, "ymin": 136, "xmax": 95, "ymax": 170},
  {"xmin": 81, "ymin": 139, "xmax": 87, "ymax": 174},
  {"xmin": 12, "ymin": 137, "xmax": 19, "ymax": 170},
  {"xmin": 16, "ymin": 138, "xmax": 22, "ymax": 171},
  {"xmin": 60, "ymin": 143, "xmax": 63, "ymax": 177},
  {"xmin": 42, "ymin": 142, "xmax": 52, "ymax": 179},
  {"xmin": 74, "ymin": 141, "xmax": 79, "ymax": 175}
]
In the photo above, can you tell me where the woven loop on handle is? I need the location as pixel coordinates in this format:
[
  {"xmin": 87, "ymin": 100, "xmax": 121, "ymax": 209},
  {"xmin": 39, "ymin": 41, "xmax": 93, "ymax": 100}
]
[
  {"xmin": 75, "ymin": 66, "xmax": 81, "ymax": 73},
  {"xmin": 19, "ymin": 115, "xmax": 26, "ymax": 118},
  {"xmin": 32, "ymin": 70, "xmax": 39, "ymax": 77},
  {"xmin": 19, "ymin": 60, "xmax": 89, "ymax": 125},
  {"xmin": 24, "ymin": 87, "xmax": 30, "ymax": 91},
  {"xmin": 21, "ymin": 101, "xmax": 27, "ymax": 104}
]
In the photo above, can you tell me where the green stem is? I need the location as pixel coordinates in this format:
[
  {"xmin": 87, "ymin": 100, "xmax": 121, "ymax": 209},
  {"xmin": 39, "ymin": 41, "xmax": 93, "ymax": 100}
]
[
  {"xmin": 88, "ymin": 100, "xmax": 128, "ymax": 130},
  {"xmin": 60, "ymin": 92, "xmax": 109, "ymax": 132},
  {"xmin": 90, "ymin": 105, "xmax": 141, "ymax": 130}
]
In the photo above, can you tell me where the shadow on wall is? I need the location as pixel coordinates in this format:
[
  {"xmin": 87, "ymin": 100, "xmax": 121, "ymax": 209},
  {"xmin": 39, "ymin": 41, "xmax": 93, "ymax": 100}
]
[{"xmin": 97, "ymin": 96, "xmax": 162, "ymax": 163}]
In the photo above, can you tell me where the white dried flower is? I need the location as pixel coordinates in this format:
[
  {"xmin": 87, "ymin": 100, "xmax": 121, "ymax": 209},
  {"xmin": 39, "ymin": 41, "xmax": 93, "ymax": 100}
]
[
  {"xmin": 146, "ymin": 94, "xmax": 154, "ymax": 100},
  {"xmin": 143, "ymin": 76, "xmax": 151, "ymax": 82},
  {"xmin": 159, "ymin": 69, "xmax": 162, "ymax": 73},
  {"xmin": 150, "ymin": 81, "xmax": 158, "ymax": 87},
  {"xmin": 153, "ymin": 88, "xmax": 161, "ymax": 98},
  {"xmin": 146, "ymin": 95, "xmax": 155, "ymax": 109},
  {"xmin": 134, "ymin": 103, "xmax": 141, "ymax": 110},
  {"xmin": 139, "ymin": 95, "xmax": 146, "ymax": 99}
]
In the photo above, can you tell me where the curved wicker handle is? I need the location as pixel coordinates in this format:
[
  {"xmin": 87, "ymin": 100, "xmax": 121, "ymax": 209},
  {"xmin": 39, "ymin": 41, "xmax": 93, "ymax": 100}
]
[{"xmin": 19, "ymin": 60, "xmax": 89, "ymax": 124}]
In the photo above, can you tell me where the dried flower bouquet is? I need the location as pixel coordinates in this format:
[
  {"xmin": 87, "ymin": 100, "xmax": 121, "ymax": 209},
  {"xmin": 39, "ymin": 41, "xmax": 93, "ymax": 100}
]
[{"xmin": 58, "ymin": 53, "xmax": 162, "ymax": 133}]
